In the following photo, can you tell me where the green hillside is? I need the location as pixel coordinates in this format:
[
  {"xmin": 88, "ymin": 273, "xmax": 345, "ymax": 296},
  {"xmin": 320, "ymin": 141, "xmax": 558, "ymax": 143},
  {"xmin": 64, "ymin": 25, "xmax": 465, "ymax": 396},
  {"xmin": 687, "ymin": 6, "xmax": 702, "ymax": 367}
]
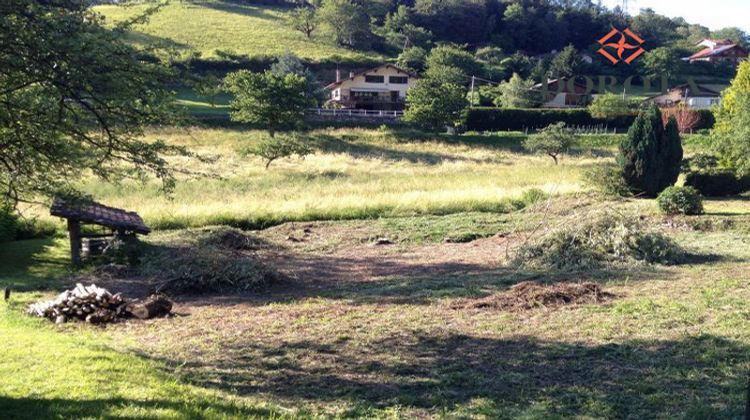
[{"xmin": 95, "ymin": 0, "xmax": 383, "ymax": 62}]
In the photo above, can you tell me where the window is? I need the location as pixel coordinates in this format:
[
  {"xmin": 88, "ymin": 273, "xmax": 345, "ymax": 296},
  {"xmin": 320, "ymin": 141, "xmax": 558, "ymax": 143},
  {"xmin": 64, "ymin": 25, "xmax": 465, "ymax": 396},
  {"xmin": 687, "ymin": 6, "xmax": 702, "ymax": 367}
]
[
  {"xmin": 389, "ymin": 76, "xmax": 408, "ymax": 84},
  {"xmin": 365, "ymin": 75, "xmax": 384, "ymax": 83}
]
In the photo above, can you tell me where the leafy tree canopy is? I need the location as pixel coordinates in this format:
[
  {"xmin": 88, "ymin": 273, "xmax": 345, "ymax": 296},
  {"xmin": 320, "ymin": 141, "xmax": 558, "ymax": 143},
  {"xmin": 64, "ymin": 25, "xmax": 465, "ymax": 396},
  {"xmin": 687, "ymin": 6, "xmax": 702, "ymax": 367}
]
[
  {"xmin": 523, "ymin": 122, "xmax": 576, "ymax": 164},
  {"xmin": 0, "ymin": 0, "xmax": 188, "ymax": 206},
  {"xmin": 548, "ymin": 45, "xmax": 586, "ymax": 79},
  {"xmin": 404, "ymin": 79, "xmax": 467, "ymax": 132},
  {"xmin": 712, "ymin": 61, "xmax": 750, "ymax": 173},
  {"xmin": 642, "ymin": 47, "xmax": 681, "ymax": 81},
  {"xmin": 493, "ymin": 73, "xmax": 542, "ymax": 108},
  {"xmin": 397, "ymin": 47, "xmax": 428, "ymax": 74},
  {"xmin": 588, "ymin": 93, "xmax": 639, "ymax": 118},
  {"xmin": 224, "ymin": 70, "xmax": 313, "ymax": 137},
  {"xmin": 318, "ymin": 0, "xmax": 372, "ymax": 48}
]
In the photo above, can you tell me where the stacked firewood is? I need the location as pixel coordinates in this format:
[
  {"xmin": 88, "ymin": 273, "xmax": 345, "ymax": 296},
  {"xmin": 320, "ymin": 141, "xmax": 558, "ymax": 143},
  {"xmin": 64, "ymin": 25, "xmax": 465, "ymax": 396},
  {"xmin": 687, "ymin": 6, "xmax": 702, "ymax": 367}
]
[
  {"xmin": 27, "ymin": 283, "xmax": 174, "ymax": 325},
  {"xmin": 27, "ymin": 283, "xmax": 126, "ymax": 324}
]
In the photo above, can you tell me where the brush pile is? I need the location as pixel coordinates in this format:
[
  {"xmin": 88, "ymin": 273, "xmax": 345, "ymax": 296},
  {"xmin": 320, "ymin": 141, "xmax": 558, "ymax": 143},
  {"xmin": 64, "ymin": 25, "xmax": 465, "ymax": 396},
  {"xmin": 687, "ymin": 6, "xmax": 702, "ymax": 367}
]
[
  {"xmin": 453, "ymin": 281, "xmax": 615, "ymax": 312},
  {"xmin": 27, "ymin": 283, "xmax": 125, "ymax": 324},
  {"xmin": 27, "ymin": 283, "xmax": 173, "ymax": 324}
]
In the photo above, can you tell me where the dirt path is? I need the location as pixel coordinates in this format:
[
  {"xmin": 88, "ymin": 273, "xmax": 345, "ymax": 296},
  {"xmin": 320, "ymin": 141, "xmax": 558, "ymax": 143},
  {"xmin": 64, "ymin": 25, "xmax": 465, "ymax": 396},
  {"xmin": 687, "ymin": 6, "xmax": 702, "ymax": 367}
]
[{"xmin": 257, "ymin": 228, "xmax": 520, "ymax": 290}]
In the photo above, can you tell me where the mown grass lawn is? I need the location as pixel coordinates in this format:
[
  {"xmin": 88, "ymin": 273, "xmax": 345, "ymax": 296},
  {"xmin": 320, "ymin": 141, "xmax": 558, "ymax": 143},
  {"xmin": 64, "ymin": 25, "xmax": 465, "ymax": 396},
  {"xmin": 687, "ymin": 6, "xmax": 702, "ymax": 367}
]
[
  {"xmin": 5, "ymin": 196, "xmax": 750, "ymax": 418},
  {"xmin": 5, "ymin": 126, "xmax": 750, "ymax": 418},
  {"xmin": 95, "ymin": 0, "xmax": 382, "ymax": 62},
  {"xmin": 0, "ymin": 239, "xmax": 289, "ymax": 419}
]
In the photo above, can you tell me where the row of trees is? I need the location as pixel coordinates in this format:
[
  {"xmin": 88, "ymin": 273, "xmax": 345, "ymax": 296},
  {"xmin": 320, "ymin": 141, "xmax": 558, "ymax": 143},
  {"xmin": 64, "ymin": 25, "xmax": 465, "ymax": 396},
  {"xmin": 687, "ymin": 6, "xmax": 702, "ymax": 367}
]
[
  {"xmin": 289, "ymin": 0, "xmax": 748, "ymax": 55},
  {"xmin": 287, "ymin": 0, "xmax": 747, "ymax": 81}
]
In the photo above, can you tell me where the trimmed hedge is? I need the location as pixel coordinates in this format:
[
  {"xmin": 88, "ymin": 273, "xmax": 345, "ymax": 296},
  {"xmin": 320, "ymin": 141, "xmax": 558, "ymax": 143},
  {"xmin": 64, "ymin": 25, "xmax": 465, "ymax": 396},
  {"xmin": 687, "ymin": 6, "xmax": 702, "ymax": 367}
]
[
  {"xmin": 464, "ymin": 108, "xmax": 635, "ymax": 131},
  {"xmin": 464, "ymin": 107, "xmax": 715, "ymax": 132},
  {"xmin": 685, "ymin": 170, "xmax": 750, "ymax": 197}
]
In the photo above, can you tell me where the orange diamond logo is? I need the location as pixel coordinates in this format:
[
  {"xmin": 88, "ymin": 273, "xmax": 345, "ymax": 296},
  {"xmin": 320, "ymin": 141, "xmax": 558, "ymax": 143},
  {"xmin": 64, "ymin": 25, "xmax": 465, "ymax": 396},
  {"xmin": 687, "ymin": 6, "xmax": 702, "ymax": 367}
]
[{"xmin": 597, "ymin": 28, "xmax": 646, "ymax": 65}]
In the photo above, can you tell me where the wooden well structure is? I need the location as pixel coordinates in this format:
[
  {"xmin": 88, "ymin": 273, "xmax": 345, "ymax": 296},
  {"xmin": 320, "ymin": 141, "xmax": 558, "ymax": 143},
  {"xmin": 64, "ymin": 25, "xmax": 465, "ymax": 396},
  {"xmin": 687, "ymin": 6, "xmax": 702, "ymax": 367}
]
[{"xmin": 50, "ymin": 198, "xmax": 150, "ymax": 266}]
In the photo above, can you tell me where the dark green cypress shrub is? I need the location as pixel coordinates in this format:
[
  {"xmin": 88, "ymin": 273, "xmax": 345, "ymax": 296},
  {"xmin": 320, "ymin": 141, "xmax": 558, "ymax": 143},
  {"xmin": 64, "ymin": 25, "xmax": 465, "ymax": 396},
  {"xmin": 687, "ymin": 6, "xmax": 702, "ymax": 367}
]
[{"xmin": 618, "ymin": 106, "xmax": 683, "ymax": 197}]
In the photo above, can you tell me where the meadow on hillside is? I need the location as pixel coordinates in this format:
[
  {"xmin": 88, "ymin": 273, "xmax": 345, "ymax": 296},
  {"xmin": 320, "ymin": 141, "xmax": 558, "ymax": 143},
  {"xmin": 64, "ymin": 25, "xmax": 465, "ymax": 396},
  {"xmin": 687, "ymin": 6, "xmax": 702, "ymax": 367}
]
[{"xmin": 95, "ymin": 0, "xmax": 382, "ymax": 62}]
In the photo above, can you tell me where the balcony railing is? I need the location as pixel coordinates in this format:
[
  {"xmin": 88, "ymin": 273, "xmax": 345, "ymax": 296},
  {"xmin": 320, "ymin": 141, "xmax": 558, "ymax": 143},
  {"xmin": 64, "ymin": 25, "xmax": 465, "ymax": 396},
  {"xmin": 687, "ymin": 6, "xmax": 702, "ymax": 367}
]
[{"xmin": 337, "ymin": 95, "xmax": 405, "ymax": 104}]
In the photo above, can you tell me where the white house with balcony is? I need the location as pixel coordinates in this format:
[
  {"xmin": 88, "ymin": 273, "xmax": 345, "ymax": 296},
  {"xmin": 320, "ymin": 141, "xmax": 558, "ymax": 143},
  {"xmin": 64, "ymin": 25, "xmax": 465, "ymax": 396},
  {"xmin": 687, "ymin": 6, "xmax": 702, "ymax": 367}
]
[{"xmin": 324, "ymin": 64, "xmax": 418, "ymax": 111}]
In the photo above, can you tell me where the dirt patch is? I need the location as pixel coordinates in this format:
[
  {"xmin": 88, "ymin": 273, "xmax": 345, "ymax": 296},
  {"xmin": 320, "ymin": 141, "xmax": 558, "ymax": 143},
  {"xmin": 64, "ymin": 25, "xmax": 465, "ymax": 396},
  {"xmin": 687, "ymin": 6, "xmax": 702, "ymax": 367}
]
[{"xmin": 454, "ymin": 281, "xmax": 615, "ymax": 311}]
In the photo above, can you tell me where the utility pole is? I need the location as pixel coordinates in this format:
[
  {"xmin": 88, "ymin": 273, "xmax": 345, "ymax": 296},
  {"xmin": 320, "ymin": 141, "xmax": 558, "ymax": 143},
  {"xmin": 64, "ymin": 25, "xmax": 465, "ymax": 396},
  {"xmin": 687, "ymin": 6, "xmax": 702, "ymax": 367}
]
[{"xmin": 470, "ymin": 75, "xmax": 475, "ymax": 105}]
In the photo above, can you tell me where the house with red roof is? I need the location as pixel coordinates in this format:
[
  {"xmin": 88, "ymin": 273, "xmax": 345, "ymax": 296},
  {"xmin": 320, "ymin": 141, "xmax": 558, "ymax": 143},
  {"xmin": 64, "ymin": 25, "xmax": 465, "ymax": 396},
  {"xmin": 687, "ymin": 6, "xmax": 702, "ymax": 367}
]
[{"xmin": 687, "ymin": 39, "xmax": 748, "ymax": 65}]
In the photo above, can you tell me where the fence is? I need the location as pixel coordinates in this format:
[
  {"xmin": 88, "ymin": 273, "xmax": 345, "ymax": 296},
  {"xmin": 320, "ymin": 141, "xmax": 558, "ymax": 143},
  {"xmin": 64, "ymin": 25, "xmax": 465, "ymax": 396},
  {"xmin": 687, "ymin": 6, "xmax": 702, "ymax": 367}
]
[{"xmin": 305, "ymin": 108, "xmax": 404, "ymax": 119}]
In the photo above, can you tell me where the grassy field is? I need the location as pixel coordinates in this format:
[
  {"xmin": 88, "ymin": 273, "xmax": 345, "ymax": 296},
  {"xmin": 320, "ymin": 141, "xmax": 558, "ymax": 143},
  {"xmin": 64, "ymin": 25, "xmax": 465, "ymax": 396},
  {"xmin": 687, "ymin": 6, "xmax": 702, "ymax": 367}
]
[
  {"xmin": 26, "ymin": 128, "xmax": 600, "ymax": 230},
  {"xmin": 95, "ymin": 0, "xmax": 382, "ymax": 62},
  {"xmin": 6, "ymin": 126, "xmax": 750, "ymax": 417},
  {"xmin": 4, "ymin": 194, "xmax": 750, "ymax": 417}
]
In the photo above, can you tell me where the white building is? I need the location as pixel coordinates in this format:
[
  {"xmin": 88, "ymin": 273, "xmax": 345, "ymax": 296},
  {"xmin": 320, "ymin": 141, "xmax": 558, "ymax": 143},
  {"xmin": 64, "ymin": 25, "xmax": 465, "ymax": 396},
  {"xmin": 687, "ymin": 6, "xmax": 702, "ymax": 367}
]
[{"xmin": 325, "ymin": 64, "xmax": 419, "ymax": 111}]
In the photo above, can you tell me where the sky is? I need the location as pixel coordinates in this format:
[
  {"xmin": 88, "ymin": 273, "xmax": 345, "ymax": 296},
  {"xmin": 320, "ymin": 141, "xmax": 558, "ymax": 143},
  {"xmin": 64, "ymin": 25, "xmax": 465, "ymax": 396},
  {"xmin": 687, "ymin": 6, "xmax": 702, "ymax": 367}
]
[{"xmin": 600, "ymin": 0, "xmax": 750, "ymax": 32}]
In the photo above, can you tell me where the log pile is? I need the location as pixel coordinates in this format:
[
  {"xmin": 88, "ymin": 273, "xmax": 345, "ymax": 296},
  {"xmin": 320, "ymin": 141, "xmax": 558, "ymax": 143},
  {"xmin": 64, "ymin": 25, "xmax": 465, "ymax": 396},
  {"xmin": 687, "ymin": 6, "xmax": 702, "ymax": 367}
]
[{"xmin": 26, "ymin": 283, "xmax": 172, "ymax": 324}]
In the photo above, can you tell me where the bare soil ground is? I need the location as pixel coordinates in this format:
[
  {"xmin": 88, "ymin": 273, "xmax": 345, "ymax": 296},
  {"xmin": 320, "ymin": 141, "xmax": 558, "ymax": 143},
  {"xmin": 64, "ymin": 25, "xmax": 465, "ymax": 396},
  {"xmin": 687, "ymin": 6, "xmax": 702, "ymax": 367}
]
[{"xmin": 95, "ymin": 208, "xmax": 750, "ymax": 418}]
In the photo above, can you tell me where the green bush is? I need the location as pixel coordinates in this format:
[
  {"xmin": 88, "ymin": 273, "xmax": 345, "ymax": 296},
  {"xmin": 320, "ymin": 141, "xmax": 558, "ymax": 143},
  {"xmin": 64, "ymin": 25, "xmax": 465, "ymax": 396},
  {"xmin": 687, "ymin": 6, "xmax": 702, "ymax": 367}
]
[
  {"xmin": 584, "ymin": 166, "xmax": 632, "ymax": 197},
  {"xmin": 243, "ymin": 132, "xmax": 314, "ymax": 169},
  {"xmin": 523, "ymin": 122, "xmax": 576, "ymax": 164},
  {"xmin": 0, "ymin": 207, "xmax": 18, "ymax": 243},
  {"xmin": 681, "ymin": 153, "xmax": 750, "ymax": 197},
  {"xmin": 514, "ymin": 211, "xmax": 685, "ymax": 271},
  {"xmin": 685, "ymin": 171, "xmax": 747, "ymax": 197},
  {"xmin": 657, "ymin": 186, "xmax": 704, "ymax": 215},
  {"xmin": 519, "ymin": 188, "xmax": 549, "ymax": 206}
]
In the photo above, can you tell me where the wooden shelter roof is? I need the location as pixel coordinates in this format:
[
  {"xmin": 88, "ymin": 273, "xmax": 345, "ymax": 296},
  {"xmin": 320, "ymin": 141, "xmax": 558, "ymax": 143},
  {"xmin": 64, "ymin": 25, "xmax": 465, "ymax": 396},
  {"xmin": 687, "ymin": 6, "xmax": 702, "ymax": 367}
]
[{"xmin": 51, "ymin": 198, "xmax": 150, "ymax": 235}]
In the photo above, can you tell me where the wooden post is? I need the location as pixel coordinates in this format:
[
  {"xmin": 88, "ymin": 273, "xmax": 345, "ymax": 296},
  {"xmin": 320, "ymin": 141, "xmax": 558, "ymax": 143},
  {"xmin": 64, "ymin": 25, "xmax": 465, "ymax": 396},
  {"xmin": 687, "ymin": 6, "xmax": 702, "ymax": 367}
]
[{"xmin": 67, "ymin": 219, "xmax": 82, "ymax": 266}]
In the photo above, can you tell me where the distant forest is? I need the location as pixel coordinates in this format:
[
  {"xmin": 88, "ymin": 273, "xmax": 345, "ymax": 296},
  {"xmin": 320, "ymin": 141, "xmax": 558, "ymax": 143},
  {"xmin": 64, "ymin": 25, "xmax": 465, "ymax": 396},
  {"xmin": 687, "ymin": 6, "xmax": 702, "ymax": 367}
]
[{"xmin": 247, "ymin": 0, "xmax": 748, "ymax": 81}]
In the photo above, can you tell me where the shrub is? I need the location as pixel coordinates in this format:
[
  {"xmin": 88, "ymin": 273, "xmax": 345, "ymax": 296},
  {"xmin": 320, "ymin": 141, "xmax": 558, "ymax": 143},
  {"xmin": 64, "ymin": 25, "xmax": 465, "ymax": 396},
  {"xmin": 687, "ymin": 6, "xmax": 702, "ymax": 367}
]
[
  {"xmin": 618, "ymin": 106, "xmax": 683, "ymax": 197},
  {"xmin": 583, "ymin": 166, "xmax": 632, "ymax": 197},
  {"xmin": 523, "ymin": 122, "xmax": 576, "ymax": 164},
  {"xmin": 657, "ymin": 186, "xmax": 704, "ymax": 215},
  {"xmin": 588, "ymin": 93, "xmax": 639, "ymax": 118},
  {"xmin": 243, "ymin": 133, "xmax": 314, "ymax": 169},
  {"xmin": 0, "ymin": 208, "xmax": 58, "ymax": 242},
  {"xmin": 682, "ymin": 153, "xmax": 749, "ymax": 197},
  {"xmin": 685, "ymin": 171, "xmax": 747, "ymax": 197},
  {"xmin": 464, "ymin": 108, "xmax": 636, "ymax": 132},
  {"xmin": 0, "ymin": 207, "xmax": 18, "ymax": 243},
  {"xmin": 514, "ymin": 212, "xmax": 685, "ymax": 271},
  {"xmin": 661, "ymin": 105, "xmax": 702, "ymax": 133},
  {"xmin": 520, "ymin": 188, "xmax": 549, "ymax": 206}
]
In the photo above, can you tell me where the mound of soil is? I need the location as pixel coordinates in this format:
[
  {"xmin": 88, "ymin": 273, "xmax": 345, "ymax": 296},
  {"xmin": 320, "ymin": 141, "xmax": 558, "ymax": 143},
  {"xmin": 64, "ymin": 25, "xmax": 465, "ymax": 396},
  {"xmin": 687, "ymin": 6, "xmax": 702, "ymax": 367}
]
[{"xmin": 456, "ymin": 281, "xmax": 614, "ymax": 311}]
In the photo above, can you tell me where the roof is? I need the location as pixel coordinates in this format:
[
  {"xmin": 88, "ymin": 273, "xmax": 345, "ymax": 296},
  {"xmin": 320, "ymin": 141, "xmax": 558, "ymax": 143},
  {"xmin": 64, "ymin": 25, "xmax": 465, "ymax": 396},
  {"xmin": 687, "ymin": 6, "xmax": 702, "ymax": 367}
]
[
  {"xmin": 689, "ymin": 44, "xmax": 748, "ymax": 60},
  {"xmin": 325, "ymin": 64, "xmax": 419, "ymax": 90},
  {"xmin": 531, "ymin": 78, "xmax": 589, "ymax": 91},
  {"xmin": 51, "ymin": 198, "xmax": 150, "ymax": 234},
  {"xmin": 644, "ymin": 84, "xmax": 721, "ymax": 101},
  {"xmin": 696, "ymin": 38, "xmax": 733, "ymax": 46}
]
